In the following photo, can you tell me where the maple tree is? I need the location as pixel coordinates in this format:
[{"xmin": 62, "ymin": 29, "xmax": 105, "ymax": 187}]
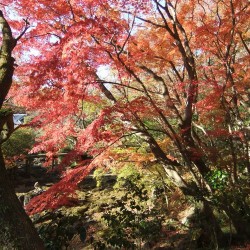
[
  {"xmin": 0, "ymin": 8, "xmax": 45, "ymax": 249},
  {"xmin": 0, "ymin": 0, "xmax": 249, "ymax": 247}
]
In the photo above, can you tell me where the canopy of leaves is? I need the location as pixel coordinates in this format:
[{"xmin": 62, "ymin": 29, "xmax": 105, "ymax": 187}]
[{"xmin": 1, "ymin": 0, "xmax": 249, "ymax": 220}]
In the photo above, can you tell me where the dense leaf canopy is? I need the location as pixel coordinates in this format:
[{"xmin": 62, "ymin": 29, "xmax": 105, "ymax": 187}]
[{"xmin": 1, "ymin": 0, "xmax": 249, "ymax": 216}]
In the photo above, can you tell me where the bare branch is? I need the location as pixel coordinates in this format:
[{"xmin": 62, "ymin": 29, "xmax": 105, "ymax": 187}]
[
  {"xmin": 238, "ymin": 32, "xmax": 250, "ymax": 55},
  {"xmin": 15, "ymin": 18, "xmax": 30, "ymax": 42},
  {"xmin": 66, "ymin": 0, "xmax": 76, "ymax": 22},
  {"xmin": 121, "ymin": 10, "xmax": 166, "ymax": 29}
]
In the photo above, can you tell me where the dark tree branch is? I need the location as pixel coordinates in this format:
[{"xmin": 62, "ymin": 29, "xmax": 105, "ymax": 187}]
[
  {"xmin": 238, "ymin": 32, "xmax": 250, "ymax": 55},
  {"xmin": 0, "ymin": 10, "xmax": 16, "ymax": 108},
  {"xmin": 15, "ymin": 18, "xmax": 30, "ymax": 42},
  {"xmin": 66, "ymin": 0, "xmax": 76, "ymax": 22}
]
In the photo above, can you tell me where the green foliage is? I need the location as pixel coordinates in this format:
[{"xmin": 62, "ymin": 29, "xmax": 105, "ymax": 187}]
[
  {"xmin": 2, "ymin": 128, "xmax": 35, "ymax": 163},
  {"xmin": 0, "ymin": 108, "xmax": 12, "ymax": 117},
  {"xmin": 78, "ymin": 101, "xmax": 103, "ymax": 128},
  {"xmin": 93, "ymin": 168, "xmax": 106, "ymax": 188},
  {"xmin": 206, "ymin": 169, "xmax": 229, "ymax": 190},
  {"xmin": 93, "ymin": 169, "xmax": 164, "ymax": 249},
  {"xmin": 36, "ymin": 214, "xmax": 79, "ymax": 250},
  {"xmin": 113, "ymin": 165, "xmax": 141, "ymax": 188},
  {"xmin": 114, "ymin": 165, "xmax": 169, "ymax": 200}
]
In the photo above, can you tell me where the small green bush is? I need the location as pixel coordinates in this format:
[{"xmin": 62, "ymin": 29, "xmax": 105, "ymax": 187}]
[
  {"xmin": 93, "ymin": 170, "xmax": 164, "ymax": 249},
  {"xmin": 2, "ymin": 127, "xmax": 36, "ymax": 167}
]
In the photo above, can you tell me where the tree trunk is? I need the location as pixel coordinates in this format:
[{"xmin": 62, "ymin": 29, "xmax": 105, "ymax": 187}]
[
  {"xmin": 185, "ymin": 201, "xmax": 223, "ymax": 249},
  {"xmin": 224, "ymin": 203, "xmax": 250, "ymax": 239},
  {"xmin": 231, "ymin": 216, "xmax": 250, "ymax": 238},
  {"xmin": 0, "ymin": 10, "xmax": 45, "ymax": 249},
  {"xmin": 0, "ymin": 148, "xmax": 45, "ymax": 249},
  {"xmin": 200, "ymin": 202, "xmax": 224, "ymax": 247}
]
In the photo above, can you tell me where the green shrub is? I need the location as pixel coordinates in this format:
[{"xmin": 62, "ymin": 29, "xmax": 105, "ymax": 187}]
[
  {"xmin": 93, "ymin": 170, "xmax": 164, "ymax": 249},
  {"xmin": 2, "ymin": 127, "xmax": 35, "ymax": 167}
]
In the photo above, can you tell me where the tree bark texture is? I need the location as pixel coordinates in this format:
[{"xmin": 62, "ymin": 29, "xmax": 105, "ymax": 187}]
[
  {"xmin": 0, "ymin": 149, "xmax": 45, "ymax": 249},
  {"xmin": 0, "ymin": 10, "xmax": 45, "ymax": 249}
]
